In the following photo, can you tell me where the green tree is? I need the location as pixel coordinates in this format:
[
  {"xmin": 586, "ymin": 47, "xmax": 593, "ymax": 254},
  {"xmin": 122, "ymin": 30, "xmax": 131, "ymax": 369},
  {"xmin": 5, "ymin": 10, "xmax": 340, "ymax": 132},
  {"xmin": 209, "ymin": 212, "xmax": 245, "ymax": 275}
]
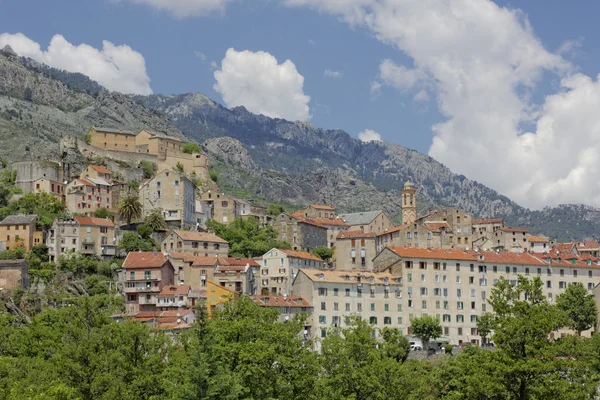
[
  {"xmin": 139, "ymin": 160, "xmax": 157, "ymax": 179},
  {"xmin": 137, "ymin": 223, "xmax": 153, "ymax": 239},
  {"xmin": 267, "ymin": 204, "xmax": 285, "ymax": 216},
  {"xmin": 93, "ymin": 207, "xmax": 111, "ymax": 218},
  {"xmin": 476, "ymin": 312, "xmax": 495, "ymax": 344},
  {"xmin": 82, "ymin": 132, "xmax": 91, "ymax": 144},
  {"xmin": 0, "ymin": 192, "xmax": 64, "ymax": 230},
  {"xmin": 410, "ymin": 315, "xmax": 442, "ymax": 350},
  {"xmin": 556, "ymin": 282, "xmax": 598, "ymax": 336},
  {"xmin": 145, "ymin": 208, "xmax": 167, "ymax": 231},
  {"xmin": 182, "ymin": 142, "xmax": 201, "ymax": 154},
  {"xmin": 206, "ymin": 218, "xmax": 291, "ymax": 257},
  {"xmin": 118, "ymin": 231, "xmax": 157, "ymax": 252},
  {"xmin": 380, "ymin": 327, "xmax": 411, "ymax": 362},
  {"xmin": 209, "ymin": 170, "xmax": 218, "ymax": 183},
  {"xmin": 118, "ymin": 195, "xmax": 142, "ymax": 225},
  {"xmin": 312, "ymin": 246, "xmax": 332, "ymax": 261},
  {"xmin": 176, "ymin": 162, "xmax": 184, "ymax": 173}
]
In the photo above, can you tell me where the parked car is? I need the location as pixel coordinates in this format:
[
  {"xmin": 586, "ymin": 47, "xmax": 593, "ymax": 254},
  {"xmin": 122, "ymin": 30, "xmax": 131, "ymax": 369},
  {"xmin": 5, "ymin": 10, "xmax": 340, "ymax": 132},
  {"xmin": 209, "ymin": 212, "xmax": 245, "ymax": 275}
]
[{"xmin": 410, "ymin": 344, "xmax": 423, "ymax": 351}]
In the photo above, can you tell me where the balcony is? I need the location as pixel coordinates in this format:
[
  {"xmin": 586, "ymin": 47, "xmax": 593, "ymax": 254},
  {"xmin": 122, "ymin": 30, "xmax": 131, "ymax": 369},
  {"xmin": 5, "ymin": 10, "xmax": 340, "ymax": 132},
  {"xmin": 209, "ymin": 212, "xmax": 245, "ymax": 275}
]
[
  {"xmin": 82, "ymin": 238, "xmax": 95, "ymax": 245},
  {"xmin": 101, "ymin": 245, "xmax": 116, "ymax": 256},
  {"xmin": 80, "ymin": 248, "xmax": 95, "ymax": 255},
  {"xmin": 124, "ymin": 285, "xmax": 161, "ymax": 293}
]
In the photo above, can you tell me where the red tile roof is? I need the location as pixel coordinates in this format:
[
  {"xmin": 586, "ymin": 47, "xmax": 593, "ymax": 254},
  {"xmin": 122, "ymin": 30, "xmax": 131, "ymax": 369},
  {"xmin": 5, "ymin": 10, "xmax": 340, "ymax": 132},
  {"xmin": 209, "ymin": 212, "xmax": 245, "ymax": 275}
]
[
  {"xmin": 222, "ymin": 257, "xmax": 260, "ymax": 267},
  {"xmin": 576, "ymin": 240, "xmax": 600, "ymax": 250},
  {"xmin": 473, "ymin": 251, "xmax": 547, "ymax": 266},
  {"xmin": 500, "ymin": 227, "xmax": 528, "ymax": 233},
  {"xmin": 279, "ymin": 249, "xmax": 323, "ymax": 262},
  {"xmin": 90, "ymin": 165, "xmax": 112, "ymax": 174},
  {"xmin": 337, "ymin": 230, "xmax": 377, "ymax": 239},
  {"xmin": 310, "ymin": 217, "xmax": 349, "ymax": 227},
  {"xmin": 74, "ymin": 216, "xmax": 114, "ymax": 227},
  {"xmin": 309, "ymin": 204, "xmax": 334, "ymax": 211},
  {"xmin": 168, "ymin": 252, "xmax": 196, "ymax": 263},
  {"xmin": 192, "ymin": 256, "xmax": 221, "ymax": 266},
  {"xmin": 123, "ymin": 252, "xmax": 169, "ymax": 269},
  {"xmin": 173, "ymin": 230, "xmax": 228, "ymax": 243},
  {"xmin": 528, "ymin": 235, "xmax": 549, "ymax": 243},
  {"xmin": 387, "ymin": 247, "xmax": 478, "ymax": 261},
  {"xmin": 250, "ymin": 295, "xmax": 311, "ymax": 307},
  {"xmin": 553, "ymin": 243, "xmax": 576, "ymax": 254},
  {"xmin": 376, "ymin": 225, "xmax": 409, "ymax": 236},
  {"xmin": 472, "ymin": 218, "xmax": 504, "ymax": 225},
  {"xmin": 423, "ymin": 221, "xmax": 450, "ymax": 232},
  {"xmin": 158, "ymin": 284, "xmax": 191, "ymax": 297}
]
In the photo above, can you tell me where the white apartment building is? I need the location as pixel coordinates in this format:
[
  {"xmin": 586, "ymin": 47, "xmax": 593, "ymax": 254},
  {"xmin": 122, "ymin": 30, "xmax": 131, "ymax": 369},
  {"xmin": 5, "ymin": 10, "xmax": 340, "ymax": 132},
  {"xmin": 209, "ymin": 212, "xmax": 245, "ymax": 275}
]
[
  {"xmin": 292, "ymin": 268, "xmax": 400, "ymax": 350},
  {"xmin": 259, "ymin": 248, "xmax": 324, "ymax": 296}
]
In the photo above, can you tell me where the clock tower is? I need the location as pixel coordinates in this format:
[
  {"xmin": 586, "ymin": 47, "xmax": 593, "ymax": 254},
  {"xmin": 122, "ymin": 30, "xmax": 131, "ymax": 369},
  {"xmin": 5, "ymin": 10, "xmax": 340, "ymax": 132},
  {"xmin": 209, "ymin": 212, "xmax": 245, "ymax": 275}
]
[{"xmin": 401, "ymin": 181, "xmax": 417, "ymax": 225}]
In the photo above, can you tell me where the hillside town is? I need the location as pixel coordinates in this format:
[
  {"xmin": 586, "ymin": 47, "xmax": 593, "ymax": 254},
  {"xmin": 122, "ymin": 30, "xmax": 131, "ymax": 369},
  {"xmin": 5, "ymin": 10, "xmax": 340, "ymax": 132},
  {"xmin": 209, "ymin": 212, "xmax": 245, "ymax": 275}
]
[{"xmin": 0, "ymin": 127, "xmax": 600, "ymax": 349}]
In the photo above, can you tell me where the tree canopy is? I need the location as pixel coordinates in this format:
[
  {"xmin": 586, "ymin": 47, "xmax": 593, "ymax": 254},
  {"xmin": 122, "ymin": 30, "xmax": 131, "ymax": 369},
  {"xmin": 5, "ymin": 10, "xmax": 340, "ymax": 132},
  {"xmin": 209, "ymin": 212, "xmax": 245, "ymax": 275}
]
[
  {"xmin": 206, "ymin": 218, "xmax": 291, "ymax": 257},
  {"xmin": 557, "ymin": 282, "xmax": 598, "ymax": 336},
  {"xmin": 182, "ymin": 142, "xmax": 201, "ymax": 154}
]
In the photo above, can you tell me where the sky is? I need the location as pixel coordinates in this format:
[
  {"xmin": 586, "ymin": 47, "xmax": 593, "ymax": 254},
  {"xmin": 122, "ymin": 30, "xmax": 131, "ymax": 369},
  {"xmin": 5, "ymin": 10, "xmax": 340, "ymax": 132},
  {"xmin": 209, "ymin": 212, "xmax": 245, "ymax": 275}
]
[{"xmin": 1, "ymin": 0, "xmax": 600, "ymax": 210}]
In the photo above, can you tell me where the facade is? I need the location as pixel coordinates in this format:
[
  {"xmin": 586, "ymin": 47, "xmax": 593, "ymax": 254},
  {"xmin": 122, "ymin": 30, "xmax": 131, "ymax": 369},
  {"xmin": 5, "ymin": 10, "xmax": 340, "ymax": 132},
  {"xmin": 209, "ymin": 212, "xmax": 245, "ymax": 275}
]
[
  {"xmin": 291, "ymin": 268, "xmax": 399, "ymax": 348},
  {"xmin": 161, "ymin": 229, "xmax": 229, "ymax": 257},
  {"xmin": 14, "ymin": 160, "xmax": 61, "ymax": 194},
  {"xmin": 0, "ymin": 214, "xmax": 40, "ymax": 251},
  {"xmin": 339, "ymin": 210, "xmax": 394, "ymax": 234},
  {"xmin": 576, "ymin": 241, "xmax": 600, "ymax": 258},
  {"xmin": 528, "ymin": 235, "xmax": 551, "ymax": 252},
  {"xmin": 80, "ymin": 165, "xmax": 112, "ymax": 181},
  {"xmin": 33, "ymin": 178, "xmax": 64, "ymax": 200},
  {"xmin": 123, "ymin": 252, "xmax": 175, "ymax": 314},
  {"xmin": 258, "ymin": 248, "xmax": 324, "ymax": 296},
  {"xmin": 375, "ymin": 222, "xmax": 451, "ymax": 253},
  {"xmin": 235, "ymin": 199, "xmax": 268, "ymax": 226},
  {"xmin": 271, "ymin": 214, "xmax": 328, "ymax": 252},
  {"xmin": 301, "ymin": 204, "xmax": 336, "ymax": 219},
  {"xmin": 472, "ymin": 218, "xmax": 504, "ymax": 240},
  {"xmin": 139, "ymin": 170, "xmax": 196, "ymax": 229},
  {"xmin": 135, "ymin": 129, "xmax": 183, "ymax": 156},
  {"xmin": 65, "ymin": 178, "xmax": 112, "ymax": 217},
  {"xmin": 335, "ymin": 231, "xmax": 377, "ymax": 271},
  {"xmin": 47, "ymin": 217, "xmax": 116, "ymax": 261},
  {"xmin": 418, "ymin": 208, "xmax": 474, "ymax": 250},
  {"xmin": 183, "ymin": 256, "xmax": 219, "ymax": 293},
  {"xmin": 369, "ymin": 246, "xmax": 600, "ymax": 344},
  {"xmin": 197, "ymin": 191, "xmax": 236, "ymax": 225},
  {"xmin": 401, "ymin": 182, "xmax": 417, "ymax": 224},
  {"xmin": 89, "ymin": 127, "xmax": 136, "ymax": 152},
  {"xmin": 0, "ymin": 259, "xmax": 28, "ymax": 290},
  {"xmin": 206, "ymin": 279, "xmax": 239, "ymax": 317},
  {"xmin": 213, "ymin": 257, "xmax": 260, "ymax": 295},
  {"xmin": 493, "ymin": 227, "xmax": 529, "ymax": 252},
  {"xmin": 250, "ymin": 295, "xmax": 313, "ymax": 324},
  {"xmin": 157, "ymin": 284, "xmax": 194, "ymax": 310}
]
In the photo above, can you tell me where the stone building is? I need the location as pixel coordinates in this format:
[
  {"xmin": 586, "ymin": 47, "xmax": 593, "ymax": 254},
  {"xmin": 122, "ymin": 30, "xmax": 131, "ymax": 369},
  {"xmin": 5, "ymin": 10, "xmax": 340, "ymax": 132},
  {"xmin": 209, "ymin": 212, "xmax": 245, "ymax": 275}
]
[
  {"xmin": 14, "ymin": 160, "xmax": 61, "ymax": 194},
  {"xmin": 0, "ymin": 214, "xmax": 42, "ymax": 251},
  {"xmin": 271, "ymin": 214, "xmax": 328, "ymax": 252},
  {"xmin": 492, "ymin": 227, "xmax": 529, "ymax": 252},
  {"xmin": 197, "ymin": 191, "xmax": 236, "ymax": 225},
  {"xmin": 401, "ymin": 181, "xmax": 417, "ymax": 224},
  {"xmin": 123, "ymin": 252, "xmax": 174, "ymax": 315},
  {"xmin": 47, "ymin": 217, "xmax": 116, "ymax": 261},
  {"xmin": 161, "ymin": 229, "xmax": 229, "ymax": 257},
  {"xmin": 0, "ymin": 259, "xmax": 28, "ymax": 290},
  {"xmin": 89, "ymin": 127, "xmax": 137, "ymax": 152},
  {"xmin": 339, "ymin": 210, "xmax": 394, "ymax": 235},
  {"xmin": 257, "ymin": 248, "xmax": 324, "ymax": 296},
  {"xmin": 335, "ymin": 231, "xmax": 377, "ymax": 271}
]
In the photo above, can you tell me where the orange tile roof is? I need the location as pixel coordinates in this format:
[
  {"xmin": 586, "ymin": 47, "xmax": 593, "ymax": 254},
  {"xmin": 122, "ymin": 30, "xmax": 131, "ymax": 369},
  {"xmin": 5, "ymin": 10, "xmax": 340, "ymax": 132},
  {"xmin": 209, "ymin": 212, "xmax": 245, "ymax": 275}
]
[
  {"xmin": 472, "ymin": 218, "xmax": 503, "ymax": 225},
  {"xmin": 500, "ymin": 227, "xmax": 528, "ymax": 233},
  {"xmin": 376, "ymin": 224, "xmax": 409, "ymax": 236},
  {"xmin": 310, "ymin": 217, "xmax": 349, "ymax": 227},
  {"xmin": 289, "ymin": 214, "xmax": 328, "ymax": 229},
  {"xmin": 528, "ymin": 235, "xmax": 549, "ymax": 243},
  {"xmin": 77, "ymin": 178, "xmax": 95, "ymax": 187},
  {"xmin": 222, "ymin": 257, "xmax": 260, "ymax": 267},
  {"xmin": 168, "ymin": 252, "xmax": 196, "ymax": 263},
  {"xmin": 387, "ymin": 247, "xmax": 478, "ymax": 261},
  {"xmin": 173, "ymin": 230, "xmax": 228, "ymax": 243},
  {"xmin": 423, "ymin": 221, "xmax": 450, "ymax": 232},
  {"xmin": 291, "ymin": 210, "xmax": 305, "ymax": 219},
  {"xmin": 250, "ymin": 295, "xmax": 311, "ymax": 307},
  {"xmin": 74, "ymin": 216, "xmax": 114, "ymax": 227},
  {"xmin": 576, "ymin": 240, "xmax": 600, "ymax": 250},
  {"xmin": 192, "ymin": 256, "xmax": 221, "ymax": 266},
  {"xmin": 309, "ymin": 204, "xmax": 334, "ymax": 211},
  {"xmin": 298, "ymin": 268, "xmax": 395, "ymax": 284},
  {"xmin": 90, "ymin": 165, "xmax": 112, "ymax": 174},
  {"xmin": 553, "ymin": 243, "xmax": 576, "ymax": 254},
  {"xmin": 123, "ymin": 252, "xmax": 169, "ymax": 269},
  {"xmin": 473, "ymin": 251, "xmax": 547, "ymax": 266},
  {"xmin": 337, "ymin": 230, "xmax": 377, "ymax": 239},
  {"xmin": 279, "ymin": 249, "xmax": 323, "ymax": 262},
  {"xmin": 158, "ymin": 284, "xmax": 191, "ymax": 297}
]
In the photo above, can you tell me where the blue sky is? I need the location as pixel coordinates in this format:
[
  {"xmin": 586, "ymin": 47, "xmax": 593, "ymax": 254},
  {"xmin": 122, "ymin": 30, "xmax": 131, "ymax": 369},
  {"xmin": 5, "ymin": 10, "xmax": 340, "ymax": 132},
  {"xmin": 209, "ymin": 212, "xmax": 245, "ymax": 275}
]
[{"xmin": 3, "ymin": 0, "xmax": 600, "ymax": 209}]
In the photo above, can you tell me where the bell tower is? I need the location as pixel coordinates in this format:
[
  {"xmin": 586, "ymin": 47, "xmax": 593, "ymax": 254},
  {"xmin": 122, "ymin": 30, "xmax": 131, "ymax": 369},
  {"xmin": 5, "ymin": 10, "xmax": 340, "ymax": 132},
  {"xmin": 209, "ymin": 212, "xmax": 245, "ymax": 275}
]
[{"xmin": 401, "ymin": 181, "xmax": 417, "ymax": 225}]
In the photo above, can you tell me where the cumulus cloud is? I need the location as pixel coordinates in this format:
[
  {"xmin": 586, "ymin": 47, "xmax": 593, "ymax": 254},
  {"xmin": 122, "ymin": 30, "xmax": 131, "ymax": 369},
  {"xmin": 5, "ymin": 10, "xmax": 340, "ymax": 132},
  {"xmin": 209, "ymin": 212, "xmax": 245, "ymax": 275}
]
[
  {"xmin": 125, "ymin": 0, "xmax": 231, "ymax": 18},
  {"xmin": 324, "ymin": 69, "xmax": 343, "ymax": 79},
  {"xmin": 358, "ymin": 129, "xmax": 381, "ymax": 142},
  {"xmin": 0, "ymin": 32, "xmax": 152, "ymax": 94},
  {"xmin": 283, "ymin": 0, "xmax": 600, "ymax": 210},
  {"xmin": 213, "ymin": 48, "xmax": 311, "ymax": 121},
  {"xmin": 413, "ymin": 89, "xmax": 429, "ymax": 102}
]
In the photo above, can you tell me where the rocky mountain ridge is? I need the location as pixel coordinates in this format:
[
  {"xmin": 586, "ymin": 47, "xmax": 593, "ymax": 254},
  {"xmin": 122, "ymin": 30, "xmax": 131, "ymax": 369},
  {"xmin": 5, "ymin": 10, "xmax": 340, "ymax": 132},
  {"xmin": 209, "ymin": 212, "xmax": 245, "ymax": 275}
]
[{"xmin": 0, "ymin": 49, "xmax": 598, "ymax": 241}]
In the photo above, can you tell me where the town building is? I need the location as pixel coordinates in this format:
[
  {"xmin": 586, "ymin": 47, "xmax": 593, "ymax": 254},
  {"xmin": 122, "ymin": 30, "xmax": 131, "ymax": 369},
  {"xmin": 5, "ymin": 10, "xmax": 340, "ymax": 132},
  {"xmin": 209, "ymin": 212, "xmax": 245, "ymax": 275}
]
[
  {"xmin": 156, "ymin": 284, "xmax": 194, "ymax": 310},
  {"xmin": 213, "ymin": 257, "xmax": 260, "ymax": 295},
  {"xmin": 80, "ymin": 165, "xmax": 112, "ymax": 181},
  {"xmin": 139, "ymin": 169, "xmax": 196, "ymax": 229},
  {"xmin": 291, "ymin": 268, "xmax": 399, "ymax": 348},
  {"xmin": 528, "ymin": 235, "xmax": 551, "ymax": 252},
  {"xmin": 14, "ymin": 159, "xmax": 63, "ymax": 195},
  {"xmin": 123, "ymin": 252, "xmax": 174, "ymax": 314},
  {"xmin": 374, "ymin": 222, "xmax": 452, "ymax": 254},
  {"xmin": 0, "ymin": 214, "xmax": 42, "ymax": 251},
  {"xmin": 575, "ymin": 241, "xmax": 600, "ymax": 258},
  {"xmin": 292, "ymin": 210, "xmax": 349, "ymax": 249},
  {"xmin": 135, "ymin": 129, "xmax": 183, "ymax": 156},
  {"xmin": 335, "ymin": 231, "xmax": 377, "ymax": 271},
  {"xmin": 206, "ymin": 279, "xmax": 239, "ymax": 317},
  {"xmin": 401, "ymin": 182, "xmax": 417, "ymax": 224},
  {"xmin": 0, "ymin": 259, "xmax": 28, "ymax": 290},
  {"xmin": 258, "ymin": 248, "xmax": 324, "ymax": 296},
  {"xmin": 271, "ymin": 214, "xmax": 328, "ymax": 252},
  {"xmin": 65, "ymin": 177, "xmax": 112, "ymax": 217},
  {"xmin": 339, "ymin": 210, "xmax": 394, "ymax": 234},
  {"xmin": 418, "ymin": 208, "xmax": 474, "ymax": 250},
  {"xmin": 472, "ymin": 218, "xmax": 504, "ymax": 239},
  {"xmin": 33, "ymin": 177, "xmax": 64, "ymax": 200},
  {"xmin": 47, "ymin": 217, "xmax": 116, "ymax": 261},
  {"xmin": 300, "ymin": 204, "xmax": 336, "ymax": 219},
  {"xmin": 89, "ymin": 127, "xmax": 136, "ymax": 152},
  {"xmin": 492, "ymin": 227, "xmax": 529, "ymax": 252},
  {"xmin": 250, "ymin": 295, "xmax": 313, "ymax": 324},
  {"xmin": 161, "ymin": 229, "xmax": 229, "ymax": 257},
  {"xmin": 234, "ymin": 199, "xmax": 268, "ymax": 226},
  {"xmin": 183, "ymin": 256, "xmax": 219, "ymax": 293},
  {"xmin": 129, "ymin": 309, "xmax": 195, "ymax": 332},
  {"xmin": 197, "ymin": 191, "xmax": 236, "ymax": 225}
]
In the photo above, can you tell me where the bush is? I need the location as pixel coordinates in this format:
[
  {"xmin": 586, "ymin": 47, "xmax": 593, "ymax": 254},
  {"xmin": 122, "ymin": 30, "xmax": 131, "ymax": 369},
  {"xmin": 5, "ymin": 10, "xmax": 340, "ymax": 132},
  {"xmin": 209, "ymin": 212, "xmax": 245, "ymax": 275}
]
[
  {"xmin": 139, "ymin": 160, "xmax": 157, "ymax": 179},
  {"xmin": 444, "ymin": 344, "xmax": 453, "ymax": 355},
  {"xmin": 82, "ymin": 132, "xmax": 91, "ymax": 145},
  {"xmin": 176, "ymin": 162, "xmax": 184, "ymax": 173},
  {"xmin": 182, "ymin": 142, "xmax": 201, "ymax": 154},
  {"xmin": 94, "ymin": 208, "xmax": 111, "ymax": 219},
  {"xmin": 209, "ymin": 170, "xmax": 218, "ymax": 183}
]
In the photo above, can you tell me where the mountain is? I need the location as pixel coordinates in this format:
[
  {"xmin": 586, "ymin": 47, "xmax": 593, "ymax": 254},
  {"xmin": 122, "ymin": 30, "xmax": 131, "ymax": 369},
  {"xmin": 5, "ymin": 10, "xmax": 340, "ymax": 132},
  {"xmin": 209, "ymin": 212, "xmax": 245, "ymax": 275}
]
[{"xmin": 0, "ymin": 48, "xmax": 598, "ymax": 241}]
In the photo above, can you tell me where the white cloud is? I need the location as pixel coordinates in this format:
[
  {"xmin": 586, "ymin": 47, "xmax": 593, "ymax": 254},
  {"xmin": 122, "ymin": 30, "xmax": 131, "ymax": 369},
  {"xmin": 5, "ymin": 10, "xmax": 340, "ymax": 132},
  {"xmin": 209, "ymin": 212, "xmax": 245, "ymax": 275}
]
[
  {"xmin": 0, "ymin": 32, "xmax": 152, "ymax": 94},
  {"xmin": 210, "ymin": 60, "xmax": 218, "ymax": 69},
  {"xmin": 324, "ymin": 69, "xmax": 343, "ymax": 79},
  {"xmin": 413, "ymin": 89, "xmax": 429, "ymax": 102},
  {"xmin": 213, "ymin": 48, "xmax": 311, "ymax": 121},
  {"xmin": 194, "ymin": 50, "xmax": 206, "ymax": 61},
  {"xmin": 358, "ymin": 129, "xmax": 381, "ymax": 142},
  {"xmin": 370, "ymin": 81, "xmax": 382, "ymax": 96},
  {"xmin": 284, "ymin": 0, "xmax": 600, "ymax": 210},
  {"xmin": 125, "ymin": 0, "xmax": 231, "ymax": 18}
]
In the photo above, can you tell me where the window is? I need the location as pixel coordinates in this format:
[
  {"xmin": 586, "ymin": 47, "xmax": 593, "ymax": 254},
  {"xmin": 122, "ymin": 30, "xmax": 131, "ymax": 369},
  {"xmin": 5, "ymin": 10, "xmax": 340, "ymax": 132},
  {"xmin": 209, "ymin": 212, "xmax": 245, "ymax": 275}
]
[
  {"xmin": 370, "ymin": 287, "xmax": 375, "ymax": 297},
  {"xmin": 369, "ymin": 317, "xmax": 378, "ymax": 325},
  {"xmin": 334, "ymin": 302, "xmax": 339, "ymax": 311},
  {"xmin": 345, "ymin": 288, "xmax": 350, "ymax": 297},
  {"xmin": 318, "ymin": 288, "xmax": 328, "ymax": 296},
  {"xmin": 408, "ymin": 300, "xmax": 413, "ymax": 308},
  {"xmin": 560, "ymin": 269, "xmax": 564, "ymax": 277},
  {"xmin": 421, "ymin": 274, "xmax": 425, "ymax": 282},
  {"xmin": 397, "ymin": 304, "xmax": 403, "ymax": 312},
  {"xmin": 513, "ymin": 267, "xmax": 517, "ymax": 274},
  {"xmin": 457, "ymin": 315, "xmax": 464, "ymax": 323},
  {"xmin": 144, "ymin": 271, "xmax": 151, "ymax": 280},
  {"xmin": 469, "ymin": 276, "xmax": 474, "ymax": 284},
  {"xmin": 493, "ymin": 265, "xmax": 497, "ymax": 273},
  {"xmin": 589, "ymin": 270, "xmax": 593, "ymax": 278},
  {"xmin": 442, "ymin": 314, "xmax": 451, "ymax": 322},
  {"xmin": 357, "ymin": 303, "xmax": 362, "ymax": 312},
  {"xmin": 471, "ymin": 315, "xmax": 477, "ymax": 323},
  {"xmin": 456, "ymin": 263, "xmax": 460, "ymax": 271},
  {"xmin": 384, "ymin": 303, "xmax": 389, "ymax": 312},
  {"xmin": 129, "ymin": 271, "xmax": 135, "ymax": 280},
  {"xmin": 420, "ymin": 287, "xmax": 428, "ymax": 296},
  {"xmin": 574, "ymin": 270, "xmax": 578, "ymax": 277},
  {"xmin": 346, "ymin": 303, "xmax": 351, "ymax": 312},
  {"xmin": 435, "ymin": 300, "xmax": 440, "ymax": 309},
  {"xmin": 547, "ymin": 281, "xmax": 552, "ymax": 289},
  {"xmin": 333, "ymin": 288, "xmax": 339, "ymax": 296},
  {"xmin": 506, "ymin": 266, "xmax": 510, "ymax": 274},
  {"xmin": 559, "ymin": 281, "xmax": 566, "ymax": 289},
  {"xmin": 321, "ymin": 302, "xmax": 326, "ymax": 310},
  {"xmin": 471, "ymin": 301, "xmax": 476, "ymax": 309},
  {"xmin": 456, "ymin": 276, "xmax": 461, "ymax": 284},
  {"xmin": 319, "ymin": 315, "xmax": 326, "ymax": 324},
  {"xmin": 407, "ymin": 273, "xmax": 412, "ymax": 282},
  {"xmin": 525, "ymin": 268, "xmax": 530, "ymax": 275},
  {"xmin": 457, "ymin": 301, "xmax": 463, "ymax": 310},
  {"xmin": 384, "ymin": 317, "xmax": 392, "ymax": 325},
  {"xmin": 370, "ymin": 303, "xmax": 375, "ymax": 311},
  {"xmin": 443, "ymin": 301, "xmax": 448, "ymax": 309},
  {"xmin": 422, "ymin": 300, "xmax": 427, "ymax": 309}
]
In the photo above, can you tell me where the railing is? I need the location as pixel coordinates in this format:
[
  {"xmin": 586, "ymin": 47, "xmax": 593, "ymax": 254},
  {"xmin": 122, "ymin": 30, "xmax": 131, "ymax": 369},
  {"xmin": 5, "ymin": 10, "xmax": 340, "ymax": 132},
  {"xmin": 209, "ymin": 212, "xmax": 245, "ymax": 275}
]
[{"xmin": 124, "ymin": 286, "xmax": 160, "ymax": 293}]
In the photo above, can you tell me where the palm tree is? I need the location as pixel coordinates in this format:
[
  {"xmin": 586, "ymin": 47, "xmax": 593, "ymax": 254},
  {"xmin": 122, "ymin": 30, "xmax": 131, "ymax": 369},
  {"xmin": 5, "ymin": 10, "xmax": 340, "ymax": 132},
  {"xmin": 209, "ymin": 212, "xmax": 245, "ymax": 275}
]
[
  {"xmin": 119, "ymin": 195, "xmax": 142, "ymax": 225},
  {"xmin": 145, "ymin": 207, "xmax": 167, "ymax": 232}
]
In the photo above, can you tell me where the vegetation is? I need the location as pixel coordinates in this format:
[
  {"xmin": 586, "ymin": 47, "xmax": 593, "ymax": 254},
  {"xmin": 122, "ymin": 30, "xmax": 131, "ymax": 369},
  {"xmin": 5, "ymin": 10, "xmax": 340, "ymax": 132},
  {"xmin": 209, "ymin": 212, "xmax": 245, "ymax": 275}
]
[
  {"xmin": 93, "ymin": 207, "xmax": 111, "ymax": 219},
  {"xmin": 206, "ymin": 218, "xmax": 291, "ymax": 257},
  {"xmin": 82, "ymin": 132, "xmax": 91, "ymax": 144},
  {"xmin": 118, "ymin": 195, "xmax": 142, "ymax": 225},
  {"xmin": 475, "ymin": 312, "xmax": 494, "ymax": 344},
  {"xmin": 409, "ymin": 314, "xmax": 442, "ymax": 350},
  {"xmin": 182, "ymin": 142, "xmax": 201, "ymax": 154},
  {"xmin": 118, "ymin": 225, "xmax": 158, "ymax": 252},
  {"xmin": 139, "ymin": 160, "xmax": 157, "ymax": 179},
  {"xmin": 176, "ymin": 162, "xmax": 184, "ymax": 173},
  {"xmin": 144, "ymin": 208, "xmax": 167, "ymax": 231},
  {"xmin": 556, "ymin": 283, "xmax": 598, "ymax": 336},
  {"xmin": 209, "ymin": 170, "xmax": 218, "ymax": 183},
  {"xmin": 267, "ymin": 203, "xmax": 285, "ymax": 216},
  {"xmin": 312, "ymin": 246, "xmax": 332, "ymax": 261},
  {"xmin": 0, "ymin": 192, "xmax": 64, "ymax": 230}
]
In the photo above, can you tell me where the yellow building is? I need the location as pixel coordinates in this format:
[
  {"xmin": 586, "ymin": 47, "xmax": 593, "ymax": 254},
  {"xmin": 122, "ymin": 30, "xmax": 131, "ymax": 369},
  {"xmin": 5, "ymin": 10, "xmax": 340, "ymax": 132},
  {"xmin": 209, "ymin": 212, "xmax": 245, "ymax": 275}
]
[
  {"xmin": 34, "ymin": 177, "xmax": 64, "ymax": 200},
  {"xmin": 0, "ymin": 214, "xmax": 41, "ymax": 251},
  {"xmin": 136, "ymin": 129, "xmax": 183, "ymax": 156},
  {"xmin": 88, "ymin": 127, "xmax": 136, "ymax": 152},
  {"xmin": 80, "ymin": 165, "xmax": 113, "ymax": 181},
  {"xmin": 206, "ymin": 279, "xmax": 239, "ymax": 317}
]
